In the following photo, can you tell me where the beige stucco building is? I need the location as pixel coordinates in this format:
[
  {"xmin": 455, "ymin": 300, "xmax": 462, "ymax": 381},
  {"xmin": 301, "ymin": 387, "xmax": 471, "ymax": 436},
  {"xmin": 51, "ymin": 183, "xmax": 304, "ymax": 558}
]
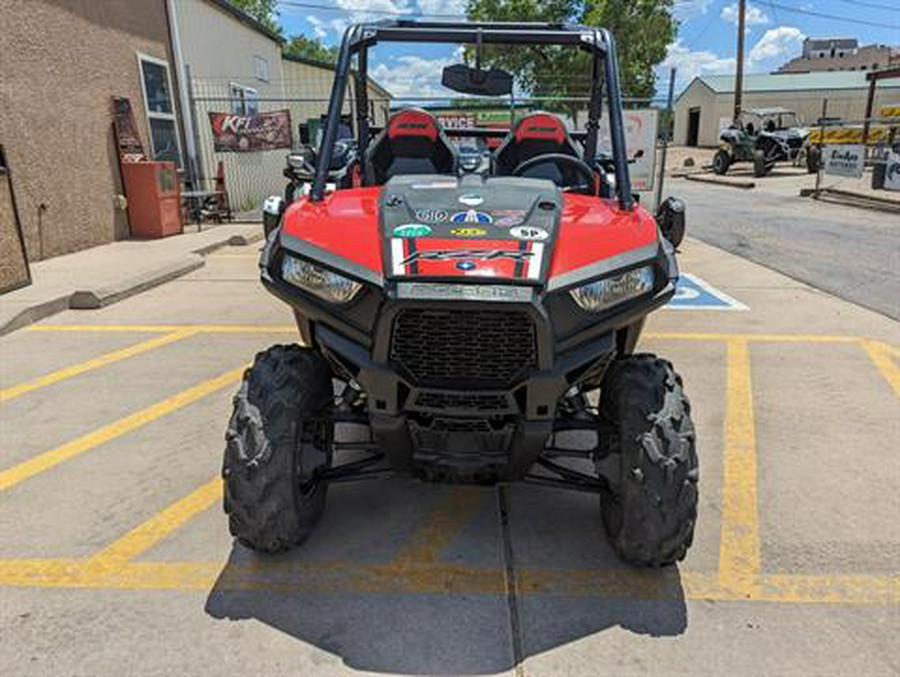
[
  {"xmin": 674, "ymin": 72, "xmax": 900, "ymax": 147},
  {"xmin": 778, "ymin": 38, "xmax": 899, "ymax": 74},
  {"xmin": 0, "ymin": 0, "xmax": 182, "ymax": 262},
  {"xmin": 281, "ymin": 54, "xmax": 392, "ymax": 143}
]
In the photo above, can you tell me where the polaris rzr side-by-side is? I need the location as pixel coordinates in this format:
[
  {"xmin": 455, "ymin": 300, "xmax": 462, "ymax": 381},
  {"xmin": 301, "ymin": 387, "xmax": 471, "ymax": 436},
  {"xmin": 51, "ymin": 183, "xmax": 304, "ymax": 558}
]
[
  {"xmin": 226, "ymin": 21, "xmax": 698, "ymax": 567},
  {"xmin": 713, "ymin": 107, "xmax": 810, "ymax": 177}
]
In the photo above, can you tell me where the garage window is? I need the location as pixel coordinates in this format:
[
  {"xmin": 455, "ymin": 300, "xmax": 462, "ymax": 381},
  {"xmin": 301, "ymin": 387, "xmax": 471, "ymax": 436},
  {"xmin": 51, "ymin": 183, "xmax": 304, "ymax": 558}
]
[
  {"xmin": 137, "ymin": 54, "xmax": 182, "ymax": 166},
  {"xmin": 230, "ymin": 83, "xmax": 259, "ymax": 116}
]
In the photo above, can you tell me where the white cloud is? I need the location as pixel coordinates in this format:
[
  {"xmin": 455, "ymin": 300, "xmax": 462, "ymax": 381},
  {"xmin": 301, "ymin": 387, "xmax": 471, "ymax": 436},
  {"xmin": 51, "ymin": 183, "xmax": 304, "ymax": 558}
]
[
  {"xmin": 661, "ymin": 40, "xmax": 736, "ymax": 85},
  {"xmin": 371, "ymin": 54, "xmax": 455, "ymax": 100},
  {"xmin": 748, "ymin": 26, "xmax": 805, "ymax": 65},
  {"xmin": 674, "ymin": 0, "xmax": 714, "ymax": 21},
  {"xmin": 416, "ymin": 0, "xmax": 467, "ymax": 16},
  {"xmin": 721, "ymin": 2, "xmax": 770, "ymax": 27}
]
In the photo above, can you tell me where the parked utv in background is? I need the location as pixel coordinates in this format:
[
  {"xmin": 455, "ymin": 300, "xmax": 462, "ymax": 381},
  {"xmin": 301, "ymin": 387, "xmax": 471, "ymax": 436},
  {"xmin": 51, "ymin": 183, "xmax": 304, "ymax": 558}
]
[
  {"xmin": 713, "ymin": 107, "xmax": 809, "ymax": 177},
  {"xmin": 231, "ymin": 21, "xmax": 698, "ymax": 568}
]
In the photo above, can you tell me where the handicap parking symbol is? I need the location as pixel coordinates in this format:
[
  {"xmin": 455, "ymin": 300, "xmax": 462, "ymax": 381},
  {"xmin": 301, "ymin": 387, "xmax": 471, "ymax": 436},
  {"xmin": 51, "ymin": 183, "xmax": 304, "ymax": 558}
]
[{"xmin": 666, "ymin": 273, "xmax": 747, "ymax": 311}]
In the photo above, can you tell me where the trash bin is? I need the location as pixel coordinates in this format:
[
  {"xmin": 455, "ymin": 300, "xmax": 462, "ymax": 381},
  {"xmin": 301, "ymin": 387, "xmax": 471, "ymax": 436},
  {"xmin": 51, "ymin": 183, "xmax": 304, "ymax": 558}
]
[{"xmin": 121, "ymin": 160, "xmax": 182, "ymax": 238}]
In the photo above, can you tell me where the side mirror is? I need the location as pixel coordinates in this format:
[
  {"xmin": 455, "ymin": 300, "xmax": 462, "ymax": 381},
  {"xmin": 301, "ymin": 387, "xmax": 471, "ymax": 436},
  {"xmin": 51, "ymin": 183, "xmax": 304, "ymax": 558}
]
[
  {"xmin": 262, "ymin": 195, "xmax": 285, "ymax": 238},
  {"xmin": 655, "ymin": 197, "xmax": 686, "ymax": 249}
]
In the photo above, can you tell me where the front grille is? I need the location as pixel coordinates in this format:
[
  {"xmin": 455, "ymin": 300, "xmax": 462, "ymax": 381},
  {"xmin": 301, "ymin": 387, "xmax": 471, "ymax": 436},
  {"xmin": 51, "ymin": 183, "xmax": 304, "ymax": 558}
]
[
  {"xmin": 414, "ymin": 391, "xmax": 510, "ymax": 412},
  {"xmin": 390, "ymin": 308, "xmax": 537, "ymax": 388}
]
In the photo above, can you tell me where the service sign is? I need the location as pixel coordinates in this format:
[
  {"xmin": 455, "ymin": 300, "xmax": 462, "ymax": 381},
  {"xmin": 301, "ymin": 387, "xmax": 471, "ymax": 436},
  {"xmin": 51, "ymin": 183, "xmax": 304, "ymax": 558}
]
[
  {"xmin": 208, "ymin": 109, "xmax": 292, "ymax": 153},
  {"xmin": 823, "ymin": 144, "xmax": 864, "ymax": 179}
]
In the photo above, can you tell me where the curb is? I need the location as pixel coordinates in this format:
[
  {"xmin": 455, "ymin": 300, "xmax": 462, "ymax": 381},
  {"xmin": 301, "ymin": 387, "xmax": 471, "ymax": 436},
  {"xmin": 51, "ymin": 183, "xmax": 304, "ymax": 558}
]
[
  {"xmin": 800, "ymin": 187, "xmax": 900, "ymax": 214},
  {"xmin": 0, "ymin": 228, "xmax": 264, "ymax": 336},
  {"xmin": 685, "ymin": 174, "xmax": 756, "ymax": 189},
  {"xmin": 69, "ymin": 255, "xmax": 205, "ymax": 310}
]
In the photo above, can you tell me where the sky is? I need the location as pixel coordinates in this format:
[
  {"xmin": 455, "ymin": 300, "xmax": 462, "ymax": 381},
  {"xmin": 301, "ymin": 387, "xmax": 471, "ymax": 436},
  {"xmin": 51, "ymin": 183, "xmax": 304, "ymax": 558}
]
[{"xmin": 274, "ymin": 0, "xmax": 900, "ymax": 99}]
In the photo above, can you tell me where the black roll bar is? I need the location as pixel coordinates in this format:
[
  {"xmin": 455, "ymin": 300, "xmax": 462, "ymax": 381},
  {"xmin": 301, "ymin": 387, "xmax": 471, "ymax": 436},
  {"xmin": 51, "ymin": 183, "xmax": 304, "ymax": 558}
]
[{"xmin": 311, "ymin": 21, "xmax": 634, "ymax": 211}]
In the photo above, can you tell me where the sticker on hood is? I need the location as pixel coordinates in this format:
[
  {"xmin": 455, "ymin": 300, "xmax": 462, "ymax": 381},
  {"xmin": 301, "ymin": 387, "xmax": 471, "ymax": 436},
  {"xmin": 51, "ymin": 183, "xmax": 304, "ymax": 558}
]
[
  {"xmin": 510, "ymin": 225, "xmax": 549, "ymax": 241},
  {"xmin": 451, "ymin": 210, "xmax": 493, "ymax": 224}
]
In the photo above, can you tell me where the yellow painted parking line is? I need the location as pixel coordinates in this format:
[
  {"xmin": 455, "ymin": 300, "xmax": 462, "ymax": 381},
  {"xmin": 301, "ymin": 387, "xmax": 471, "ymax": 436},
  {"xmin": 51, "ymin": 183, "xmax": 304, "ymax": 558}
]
[
  {"xmin": 86, "ymin": 478, "xmax": 222, "ymax": 571},
  {"xmin": 719, "ymin": 339, "xmax": 762, "ymax": 597},
  {"xmin": 28, "ymin": 324, "xmax": 296, "ymax": 333},
  {"xmin": 390, "ymin": 487, "xmax": 485, "ymax": 565},
  {"xmin": 0, "ymin": 558, "xmax": 896, "ymax": 604},
  {"xmin": 861, "ymin": 340, "xmax": 900, "ymax": 397},
  {"xmin": 0, "ymin": 329, "xmax": 198, "ymax": 403},
  {"xmin": 0, "ymin": 368, "xmax": 245, "ymax": 492},
  {"xmin": 644, "ymin": 332, "xmax": 863, "ymax": 343}
]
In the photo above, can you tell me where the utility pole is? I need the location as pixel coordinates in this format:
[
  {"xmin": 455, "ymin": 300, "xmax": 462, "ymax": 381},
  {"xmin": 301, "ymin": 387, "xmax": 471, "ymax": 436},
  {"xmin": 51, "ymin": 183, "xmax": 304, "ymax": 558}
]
[{"xmin": 733, "ymin": 0, "xmax": 746, "ymax": 123}]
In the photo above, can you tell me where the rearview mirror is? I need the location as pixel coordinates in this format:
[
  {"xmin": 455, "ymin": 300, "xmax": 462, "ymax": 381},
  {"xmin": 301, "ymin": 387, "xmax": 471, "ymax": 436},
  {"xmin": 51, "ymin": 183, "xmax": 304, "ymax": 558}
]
[{"xmin": 442, "ymin": 64, "xmax": 513, "ymax": 97}]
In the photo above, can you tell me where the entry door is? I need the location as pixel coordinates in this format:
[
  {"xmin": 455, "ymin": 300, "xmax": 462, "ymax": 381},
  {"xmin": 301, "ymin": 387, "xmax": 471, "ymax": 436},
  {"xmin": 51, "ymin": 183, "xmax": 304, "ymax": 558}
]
[{"xmin": 687, "ymin": 107, "xmax": 701, "ymax": 147}]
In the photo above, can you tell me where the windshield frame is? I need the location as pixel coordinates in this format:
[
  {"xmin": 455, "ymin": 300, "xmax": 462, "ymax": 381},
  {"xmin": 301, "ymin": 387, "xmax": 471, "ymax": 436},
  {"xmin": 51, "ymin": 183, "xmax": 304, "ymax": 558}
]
[{"xmin": 311, "ymin": 20, "xmax": 634, "ymax": 211}]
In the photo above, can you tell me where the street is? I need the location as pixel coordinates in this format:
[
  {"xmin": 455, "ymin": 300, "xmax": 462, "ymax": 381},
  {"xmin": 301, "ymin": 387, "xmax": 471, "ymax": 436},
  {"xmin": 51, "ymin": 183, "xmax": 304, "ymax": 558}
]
[
  {"xmin": 1, "ymin": 232, "xmax": 897, "ymax": 676},
  {"xmin": 670, "ymin": 174, "xmax": 900, "ymax": 320}
]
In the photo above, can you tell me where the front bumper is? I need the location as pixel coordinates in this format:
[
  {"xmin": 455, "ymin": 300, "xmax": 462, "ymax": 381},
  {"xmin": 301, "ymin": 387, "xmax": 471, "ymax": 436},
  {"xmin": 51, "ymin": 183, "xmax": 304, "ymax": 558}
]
[{"xmin": 259, "ymin": 229, "xmax": 676, "ymax": 477}]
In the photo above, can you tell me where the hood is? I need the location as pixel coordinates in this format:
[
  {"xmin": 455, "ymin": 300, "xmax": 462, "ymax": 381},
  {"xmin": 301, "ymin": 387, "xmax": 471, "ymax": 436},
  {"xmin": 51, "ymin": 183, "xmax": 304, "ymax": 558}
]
[{"xmin": 381, "ymin": 174, "xmax": 561, "ymax": 283}]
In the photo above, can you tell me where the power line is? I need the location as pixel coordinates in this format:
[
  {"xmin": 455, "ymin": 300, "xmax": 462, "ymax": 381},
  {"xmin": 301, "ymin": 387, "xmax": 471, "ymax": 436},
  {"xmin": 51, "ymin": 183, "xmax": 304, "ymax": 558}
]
[
  {"xmin": 277, "ymin": 0, "xmax": 465, "ymax": 18},
  {"xmin": 831, "ymin": 0, "xmax": 899, "ymax": 12},
  {"xmin": 762, "ymin": 1, "xmax": 897, "ymax": 28}
]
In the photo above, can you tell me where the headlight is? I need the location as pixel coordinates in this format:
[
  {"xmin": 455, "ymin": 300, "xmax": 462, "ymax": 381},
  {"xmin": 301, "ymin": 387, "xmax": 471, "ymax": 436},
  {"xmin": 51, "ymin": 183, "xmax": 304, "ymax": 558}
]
[
  {"xmin": 281, "ymin": 255, "xmax": 362, "ymax": 304},
  {"xmin": 569, "ymin": 265, "xmax": 654, "ymax": 312}
]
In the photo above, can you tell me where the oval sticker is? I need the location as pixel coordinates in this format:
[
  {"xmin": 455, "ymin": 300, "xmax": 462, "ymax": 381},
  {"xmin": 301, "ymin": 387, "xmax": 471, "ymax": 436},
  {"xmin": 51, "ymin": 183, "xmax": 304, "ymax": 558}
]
[
  {"xmin": 510, "ymin": 225, "xmax": 549, "ymax": 241},
  {"xmin": 415, "ymin": 208, "xmax": 449, "ymax": 222},
  {"xmin": 450, "ymin": 227, "xmax": 487, "ymax": 238},
  {"xmin": 393, "ymin": 224, "xmax": 432, "ymax": 238},
  {"xmin": 458, "ymin": 193, "xmax": 484, "ymax": 206}
]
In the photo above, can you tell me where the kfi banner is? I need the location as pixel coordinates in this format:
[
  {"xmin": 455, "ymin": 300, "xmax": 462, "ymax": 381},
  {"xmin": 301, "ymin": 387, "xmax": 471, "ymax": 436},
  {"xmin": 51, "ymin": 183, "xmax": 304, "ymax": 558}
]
[{"xmin": 208, "ymin": 110, "xmax": 293, "ymax": 152}]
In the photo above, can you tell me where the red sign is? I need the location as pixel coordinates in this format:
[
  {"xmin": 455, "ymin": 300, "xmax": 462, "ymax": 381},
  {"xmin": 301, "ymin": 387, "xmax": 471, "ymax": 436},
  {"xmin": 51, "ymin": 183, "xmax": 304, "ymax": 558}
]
[{"xmin": 208, "ymin": 109, "xmax": 293, "ymax": 152}]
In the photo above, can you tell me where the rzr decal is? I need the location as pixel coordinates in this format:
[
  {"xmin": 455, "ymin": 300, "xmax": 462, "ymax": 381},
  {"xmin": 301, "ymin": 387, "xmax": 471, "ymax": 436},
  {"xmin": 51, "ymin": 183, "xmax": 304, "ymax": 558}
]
[
  {"xmin": 390, "ymin": 238, "xmax": 544, "ymax": 280},
  {"xmin": 401, "ymin": 249, "xmax": 533, "ymax": 265}
]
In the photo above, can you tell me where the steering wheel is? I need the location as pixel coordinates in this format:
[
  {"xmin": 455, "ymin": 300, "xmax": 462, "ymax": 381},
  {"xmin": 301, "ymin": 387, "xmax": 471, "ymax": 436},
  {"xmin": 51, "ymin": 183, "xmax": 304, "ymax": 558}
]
[{"xmin": 511, "ymin": 153, "xmax": 596, "ymax": 192}]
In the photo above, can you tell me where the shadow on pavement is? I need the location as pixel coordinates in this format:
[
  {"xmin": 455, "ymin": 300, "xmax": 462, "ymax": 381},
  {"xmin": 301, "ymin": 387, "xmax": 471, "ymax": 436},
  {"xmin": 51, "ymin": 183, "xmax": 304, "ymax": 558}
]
[{"xmin": 203, "ymin": 478, "xmax": 687, "ymax": 674}]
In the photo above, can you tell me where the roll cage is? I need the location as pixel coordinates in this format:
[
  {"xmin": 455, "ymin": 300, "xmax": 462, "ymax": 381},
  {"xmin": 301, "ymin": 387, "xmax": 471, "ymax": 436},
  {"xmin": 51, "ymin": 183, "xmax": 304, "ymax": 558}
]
[{"xmin": 312, "ymin": 20, "xmax": 634, "ymax": 211}]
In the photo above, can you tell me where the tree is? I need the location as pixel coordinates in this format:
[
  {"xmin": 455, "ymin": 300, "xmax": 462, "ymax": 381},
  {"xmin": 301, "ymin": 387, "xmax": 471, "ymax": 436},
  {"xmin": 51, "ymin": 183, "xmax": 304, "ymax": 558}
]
[
  {"xmin": 284, "ymin": 35, "xmax": 340, "ymax": 64},
  {"xmin": 226, "ymin": 0, "xmax": 282, "ymax": 36},
  {"xmin": 465, "ymin": 0, "xmax": 675, "ymax": 115}
]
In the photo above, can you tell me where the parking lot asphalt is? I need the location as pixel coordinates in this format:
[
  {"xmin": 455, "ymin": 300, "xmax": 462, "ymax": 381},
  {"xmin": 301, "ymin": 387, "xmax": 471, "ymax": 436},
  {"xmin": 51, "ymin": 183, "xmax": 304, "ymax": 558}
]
[
  {"xmin": 0, "ymin": 237, "xmax": 898, "ymax": 676},
  {"xmin": 670, "ymin": 175, "xmax": 900, "ymax": 321}
]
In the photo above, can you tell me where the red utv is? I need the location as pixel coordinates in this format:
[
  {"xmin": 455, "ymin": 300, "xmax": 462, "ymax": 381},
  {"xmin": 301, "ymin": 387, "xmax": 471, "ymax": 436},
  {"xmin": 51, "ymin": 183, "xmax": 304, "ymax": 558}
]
[{"xmin": 226, "ymin": 21, "xmax": 697, "ymax": 567}]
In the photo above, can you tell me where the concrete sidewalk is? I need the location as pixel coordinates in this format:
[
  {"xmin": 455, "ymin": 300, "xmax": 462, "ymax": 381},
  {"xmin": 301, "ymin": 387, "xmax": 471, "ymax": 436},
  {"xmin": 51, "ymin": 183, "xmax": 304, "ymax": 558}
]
[{"xmin": 0, "ymin": 223, "xmax": 263, "ymax": 335}]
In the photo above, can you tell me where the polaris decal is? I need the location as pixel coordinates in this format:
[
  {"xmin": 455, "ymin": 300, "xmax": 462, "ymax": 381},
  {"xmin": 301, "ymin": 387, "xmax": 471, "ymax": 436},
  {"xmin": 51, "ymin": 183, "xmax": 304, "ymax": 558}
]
[{"xmin": 451, "ymin": 210, "xmax": 493, "ymax": 224}]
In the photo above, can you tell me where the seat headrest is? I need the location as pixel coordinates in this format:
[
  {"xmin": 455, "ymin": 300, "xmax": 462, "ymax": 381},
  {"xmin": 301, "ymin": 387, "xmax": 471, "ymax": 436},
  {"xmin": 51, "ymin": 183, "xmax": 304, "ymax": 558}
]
[
  {"xmin": 388, "ymin": 109, "xmax": 440, "ymax": 141},
  {"xmin": 514, "ymin": 113, "xmax": 568, "ymax": 144}
]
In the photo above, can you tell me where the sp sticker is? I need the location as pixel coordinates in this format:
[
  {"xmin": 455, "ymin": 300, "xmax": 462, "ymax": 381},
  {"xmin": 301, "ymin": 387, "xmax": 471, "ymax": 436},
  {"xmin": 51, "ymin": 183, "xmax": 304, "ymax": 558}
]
[
  {"xmin": 451, "ymin": 210, "xmax": 493, "ymax": 224},
  {"xmin": 450, "ymin": 227, "xmax": 487, "ymax": 238},
  {"xmin": 415, "ymin": 208, "xmax": 449, "ymax": 222},
  {"xmin": 510, "ymin": 225, "xmax": 549, "ymax": 241},
  {"xmin": 393, "ymin": 224, "xmax": 433, "ymax": 238},
  {"xmin": 458, "ymin": 193, "xmax": 484, "ymax": 206}
]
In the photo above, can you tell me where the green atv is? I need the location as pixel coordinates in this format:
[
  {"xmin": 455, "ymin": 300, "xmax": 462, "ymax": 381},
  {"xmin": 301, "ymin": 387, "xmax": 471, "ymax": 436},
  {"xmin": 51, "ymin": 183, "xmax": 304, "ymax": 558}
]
[{"xmin": 713, "ymin": 108, "xmax": 809, "ymax": 178}]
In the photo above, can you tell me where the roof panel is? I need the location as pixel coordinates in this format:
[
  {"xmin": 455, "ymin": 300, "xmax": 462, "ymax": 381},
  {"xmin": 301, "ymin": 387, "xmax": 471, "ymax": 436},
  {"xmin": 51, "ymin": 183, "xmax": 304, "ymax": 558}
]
[{"xmin": 696, "ymin": 71, "xmax": 900, "ymax": 93}]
